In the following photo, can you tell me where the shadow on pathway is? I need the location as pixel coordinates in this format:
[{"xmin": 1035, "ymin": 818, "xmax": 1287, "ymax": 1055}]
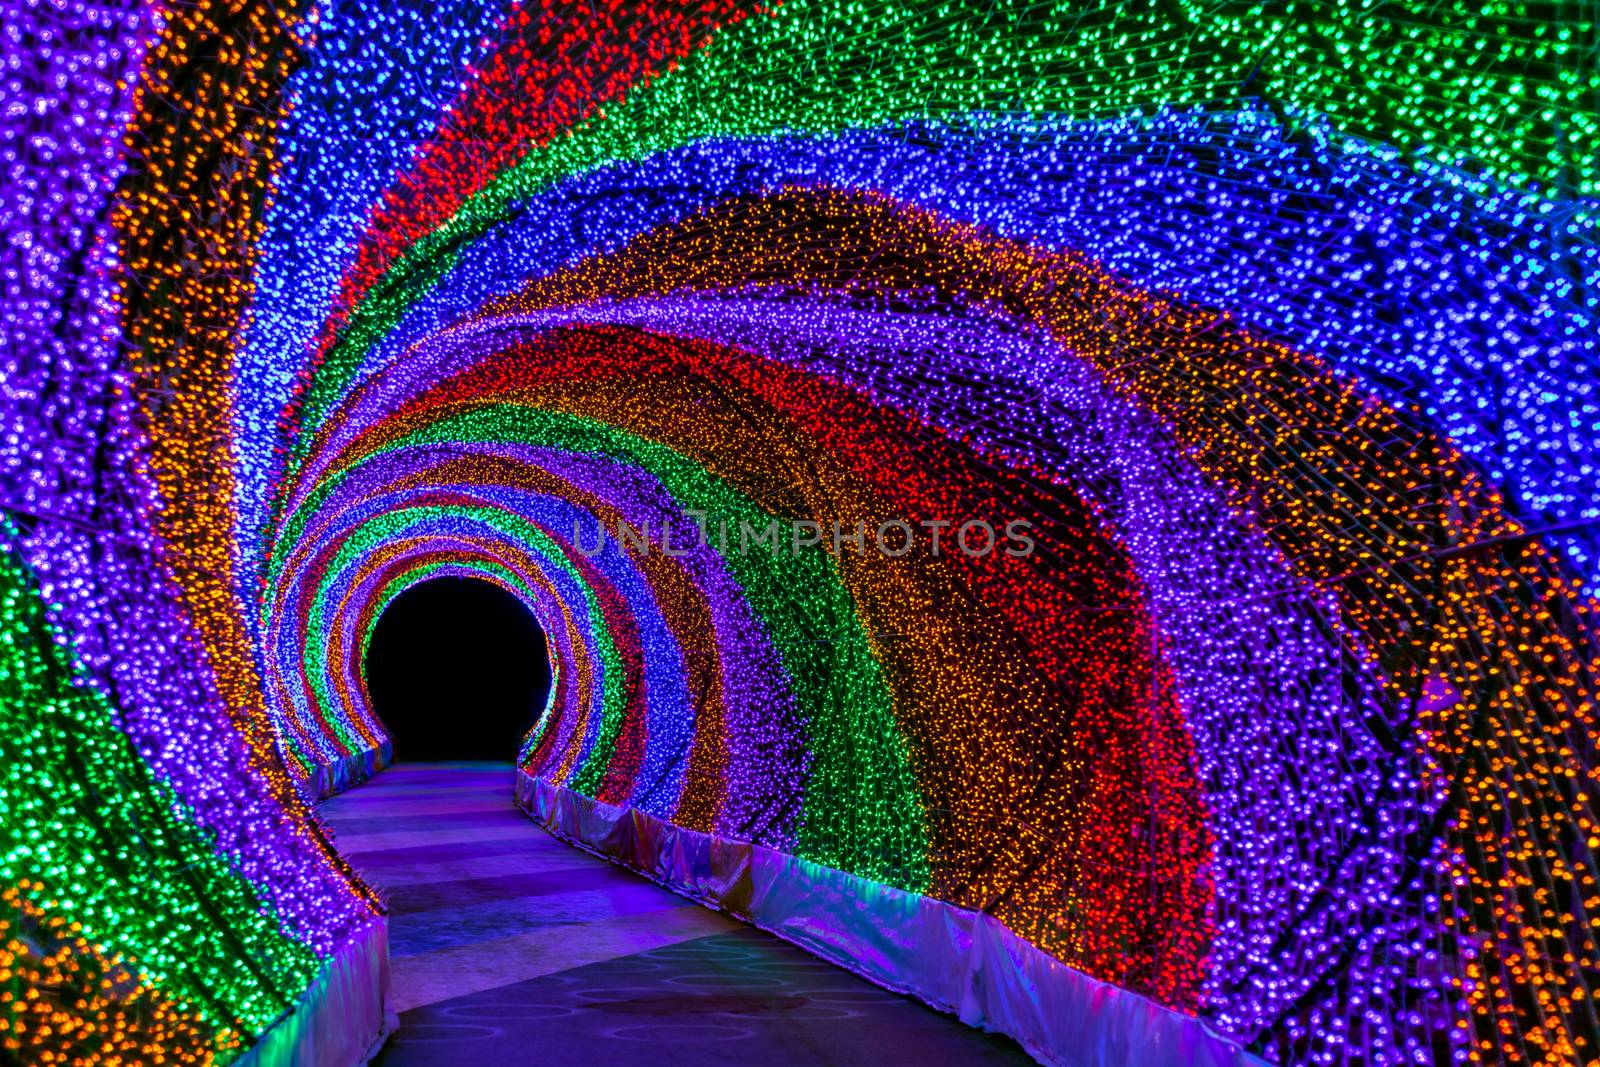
[{"xmin": 321, "ymin": 762, "xmax": 1035, "ymax": 1066}]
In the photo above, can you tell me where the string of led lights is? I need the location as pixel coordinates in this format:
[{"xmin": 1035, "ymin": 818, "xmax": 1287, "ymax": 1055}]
[{"xmin": 3, "ymin": 0, "xmax": 1596, "ymax": 1063}]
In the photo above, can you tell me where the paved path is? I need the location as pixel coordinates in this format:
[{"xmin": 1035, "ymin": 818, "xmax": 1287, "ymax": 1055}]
[{"xmin": 321, "ymin": 762, "xmax": 1034, "ymax": 1066}]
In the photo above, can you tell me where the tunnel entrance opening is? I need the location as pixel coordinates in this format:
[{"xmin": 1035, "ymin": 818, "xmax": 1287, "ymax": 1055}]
[{"xmin": 363, "ymin": 576, "xmax": 551, "ymax": 762}]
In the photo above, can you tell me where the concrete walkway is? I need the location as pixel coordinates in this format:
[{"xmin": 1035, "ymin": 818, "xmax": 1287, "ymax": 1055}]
[{"xmin": 321, "ymin": 762, "xmax": 1034, "ymax": 1066}]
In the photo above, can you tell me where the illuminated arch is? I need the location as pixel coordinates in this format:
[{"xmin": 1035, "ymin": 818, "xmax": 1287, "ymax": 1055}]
[{"xmin": 6, "ymin": 0, "xmax": 1596, "ymax": 1063}]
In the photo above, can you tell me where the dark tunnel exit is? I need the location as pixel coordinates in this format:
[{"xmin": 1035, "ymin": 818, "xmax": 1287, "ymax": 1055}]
[{"xmin": 363, "ymin": 576, "xmax": 552, "ymax": 761}]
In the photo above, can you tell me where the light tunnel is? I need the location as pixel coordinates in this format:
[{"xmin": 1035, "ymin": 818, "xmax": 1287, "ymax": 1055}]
[{"xmin": 3, "ymin": 0, "xmax": 1598, "ymax": 1064}]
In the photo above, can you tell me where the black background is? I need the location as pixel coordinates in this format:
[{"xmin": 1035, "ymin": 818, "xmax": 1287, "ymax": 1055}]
[{"xmin": 364, "ymin": 577, "xmax": 552, "ymax": 761}]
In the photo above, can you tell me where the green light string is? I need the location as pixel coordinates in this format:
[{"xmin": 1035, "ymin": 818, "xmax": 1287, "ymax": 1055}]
[
  {"xmin": 0, "ymin": 526, "xmax": 320, "ymax": 1042},
  {"xmin": 289, "ymin": 0, "xmax": 1597, "ymax": 446},
  {"xmin": 358, "ymin": 559, "xmax": 562, "ymax": 758},
  {"xmin": 280, "ymin": 399, "xmax": 930, "ymax": 887},
  {"xmin": 393, "ymin": 406, "xmax": 931, "ymax": 888},
  {"xmin": 303, "ymin": 503, "xmax": 623, "ymax": 787}
]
